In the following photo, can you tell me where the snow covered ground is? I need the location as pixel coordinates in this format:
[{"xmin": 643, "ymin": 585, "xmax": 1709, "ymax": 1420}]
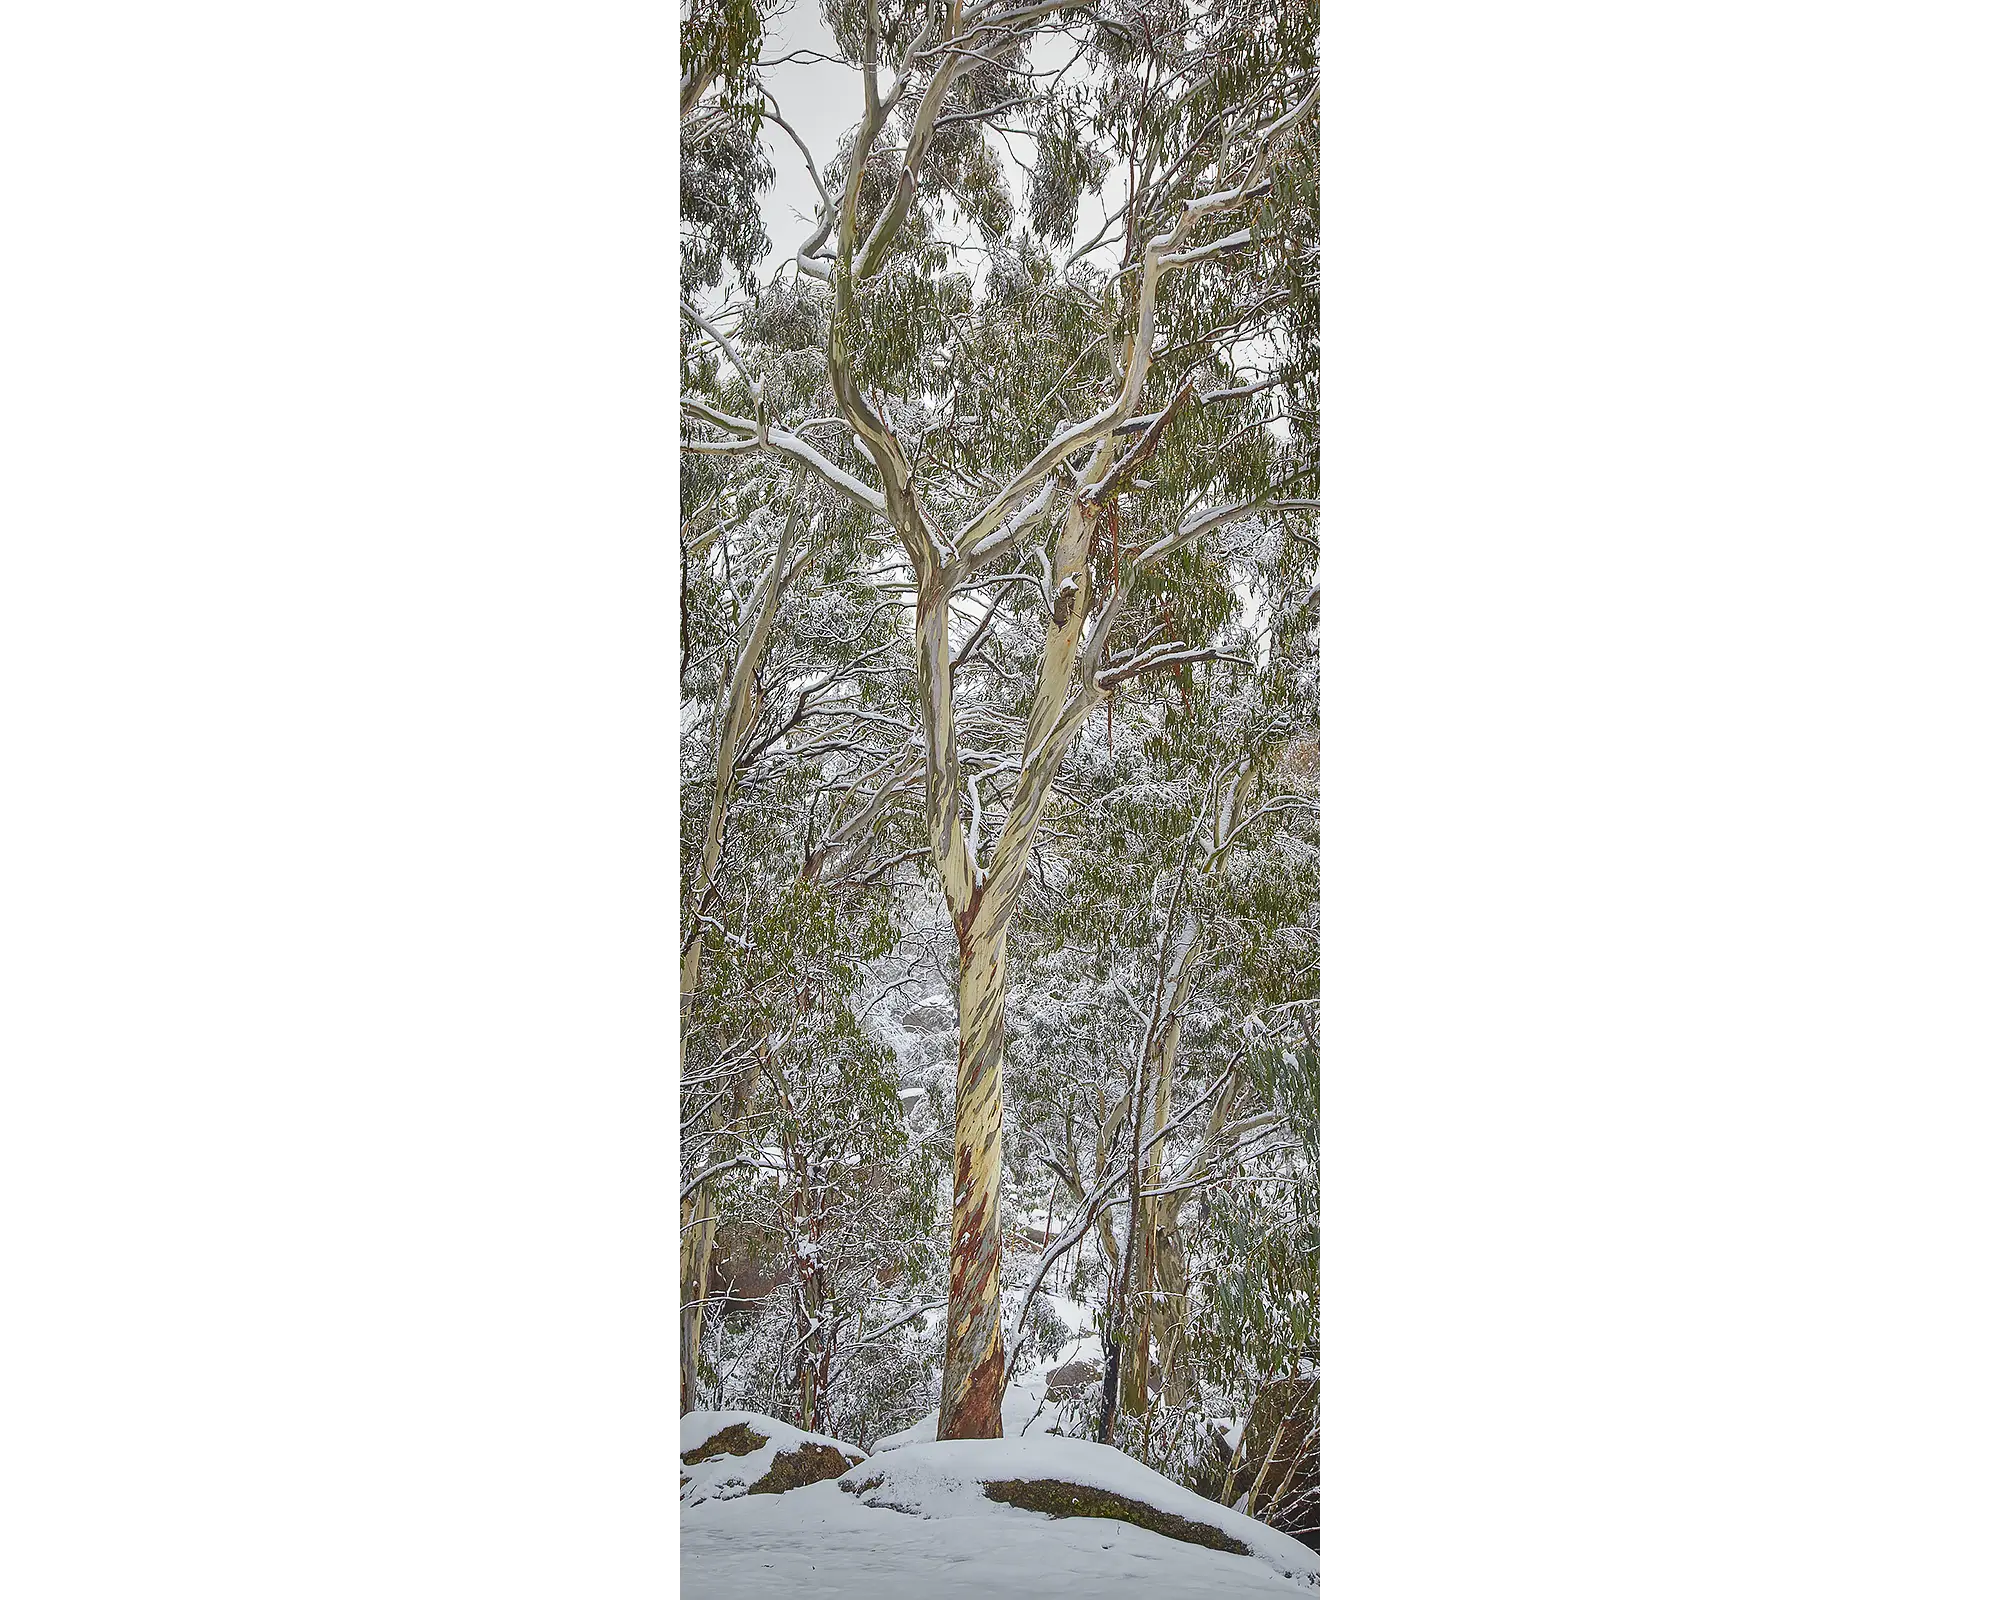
[
  {"xmin": 679, "ymin": 1411, "xmax": 865, "ymax": 1507},
  {"xmin": 681, "ymin": 1411, "xmax": 1318, "ymax": 1598},
  {"xmin": 682, "ymin": 1477, "xmax": 1314, "ymax": 1598}
]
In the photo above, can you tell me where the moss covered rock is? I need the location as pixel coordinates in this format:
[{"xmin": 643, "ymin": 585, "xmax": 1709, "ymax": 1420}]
[
  {"xmin": 681, "ymin": 1421, "xmax": 769, "ymax": 1463},
  {"xmin": 748, "ymin": 1441, "xmax": 865, "ymax": 1495},
  {"xmin": 682, "ymin": 1411, "xmax": 872, "ymax": 1508},
  {"xmin": 982, "ymin": 1478, "xmax": 1251, "ymax": 1556}
]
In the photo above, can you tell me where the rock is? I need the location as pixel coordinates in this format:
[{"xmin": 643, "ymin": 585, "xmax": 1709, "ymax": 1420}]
[
  {"xmin": 681, "ymin": 1411, "xmax": 870, "ymax": 1508},
  {"xmin": 749, "ymin": 1441, "xmax": 865, "ymax": 1495},
  {"xmin": 898, "ymin": 1003, "xmax": 953, "ymax": 1035},
  {"xmin": 682, "ymin": 1421, "xmax": 768, "ymax": 1463},
  {"xmin": 832, "ymin": 1434, "xmax": 1318, "ymax": 1588},
  {"xmin": 706, "ymin": 1247, "xmax": 790, "ymax": 1311},
  {"xmin": 982, "ymin": 1478, "xmax": 1251, "ymax": 1556},
  {"xmin": 1043, "ymin": 1359, "xmax": 1102, "ymax": 1401}
]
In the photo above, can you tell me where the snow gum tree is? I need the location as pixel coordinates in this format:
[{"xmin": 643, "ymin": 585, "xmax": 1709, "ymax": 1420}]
[{"xmin": 682, "ymin": 0, "xmax": 1318, "ymax": 1442}]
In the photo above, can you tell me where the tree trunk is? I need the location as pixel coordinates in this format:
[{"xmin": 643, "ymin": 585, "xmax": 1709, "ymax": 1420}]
[
  {"xmin": 939, "ymin": 907, "xmax": 1008, "ymax": 1437},
  {"xmin": 1157, "ymin": 1220, "xmax": 1192, "ymax": 1410},
  {"xmin": 790, "ymin": 1147, "xmax": 828, "ymax": 1433},
  {"xmin": 679, "ymin": 505, "xmax": 798, "ymax": 1413},
  {"xmin": 679, "ymin": 1195, "xmax": 706, "ymax": 1410},
  {"xmin": 1124, "ymin": 770, "xmax": 1256, "ymax": 1416},
  {"xmin": 680, "ymin": 1054, "xmax": 760, "ymax": 1409},
  {"xmin": 1125, "ymin": 954, "xmax": 1192, "ymax": 1412},
  {"xmin": 932, "ymin": 489, "xmax": 1094, "ymax": 1441},
  {"xmin": 1123, "ymin": 1045, "xmax": 1168, "ymax": 1411},
  {"xmin": 681, "ymin": 502, "xmax": 798, "ymax": 1011},
  {"xmin": 1097, "ymin": 1341, "xmax": 1122, "ymax": 1444},
  {"xmin": 1100, "ymin": 981, "xmax": 1157, "ymax": 1435}
]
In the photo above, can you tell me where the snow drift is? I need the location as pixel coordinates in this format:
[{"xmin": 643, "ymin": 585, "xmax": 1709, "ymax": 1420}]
[
  {"xmin": 682, "ymin": 1416, "xmax": 1317, "ymax": 1597},
  {"xmin": 837, "ymin": 1433, "xmax": 1317, "ymax": 1589}
]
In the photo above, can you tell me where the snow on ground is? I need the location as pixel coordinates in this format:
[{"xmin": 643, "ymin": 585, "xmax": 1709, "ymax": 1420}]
[
  {"xmin": 1039, "ymin": 1292, "xmax": 1095, "ymax": 1336},
  {"xmin": 843, "ymin": 1435, "xmax": 1318, "ymax": 1589},
  {"xmin": 680, "ymin": 1321, "xmax": 1308, "ymax": 1595},
  {"xmin": 680, "ymin": 1410, "xmax": 865, "ymax": 1507},
  {"xmin": 681, "ymin": 1433, "xmax": 1318, "ymax": 1599},
  {"xmin": 682, "ymin": 1478, "xmax": 1311, "ymax": 1599}
]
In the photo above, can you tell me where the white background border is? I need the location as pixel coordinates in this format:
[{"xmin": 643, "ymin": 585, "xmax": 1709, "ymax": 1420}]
[{"xmin": 4, "ymin": 2, "xmax": 1996, "ymax": 1594}]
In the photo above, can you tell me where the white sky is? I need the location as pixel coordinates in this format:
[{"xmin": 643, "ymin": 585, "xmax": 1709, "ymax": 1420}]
[{"xmin": 752, "ymin": 5, "xmax": 859, "ymax": 282}]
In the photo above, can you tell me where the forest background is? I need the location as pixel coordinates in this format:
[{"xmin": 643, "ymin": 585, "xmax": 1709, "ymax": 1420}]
[{"xmin": 679, "ymin": 0, "xmax": 1323, "ymax": 1546}]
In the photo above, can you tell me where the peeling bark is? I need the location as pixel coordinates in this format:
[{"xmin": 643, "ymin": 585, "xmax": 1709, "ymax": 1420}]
[{"xmin": 940, "ymin": 909, "xmax": 1008, "ymax": 1437}]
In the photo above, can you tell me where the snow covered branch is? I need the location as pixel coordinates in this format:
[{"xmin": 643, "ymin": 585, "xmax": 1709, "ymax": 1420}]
[
  {"xmin": 1096, "ymin": 644, "xmax": 1250, "ymax": 691},
  {"xmin": 1131, "ymin": 497, "xmax": 1318, "ymax": 569},
  {"xmin": 682, "ymin": 401, "xmax": 890, "ymax": 516}
]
